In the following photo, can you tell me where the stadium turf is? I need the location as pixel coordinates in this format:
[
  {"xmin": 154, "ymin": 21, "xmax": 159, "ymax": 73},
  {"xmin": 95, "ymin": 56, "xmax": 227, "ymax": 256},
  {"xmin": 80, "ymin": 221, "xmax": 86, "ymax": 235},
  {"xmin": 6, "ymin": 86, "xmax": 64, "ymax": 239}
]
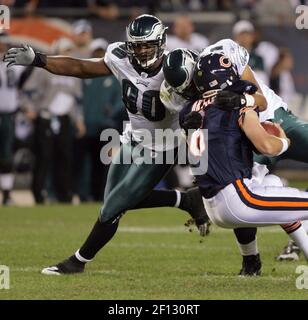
[{"xmin": 1, "ymin": 199, "xmax": 308, "ymax": 300}]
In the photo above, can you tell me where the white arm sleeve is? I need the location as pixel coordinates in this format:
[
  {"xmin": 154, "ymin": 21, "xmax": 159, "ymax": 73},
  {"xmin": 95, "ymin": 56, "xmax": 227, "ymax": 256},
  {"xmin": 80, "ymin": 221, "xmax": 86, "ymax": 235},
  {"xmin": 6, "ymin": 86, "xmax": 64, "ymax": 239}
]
[
  {"xmin": 201, "ymin": 39, "xmax": 250, "ymax": 76},
  {"xmin": 160, "ymin": 80, "xmax": 189, "ymax": 114}
]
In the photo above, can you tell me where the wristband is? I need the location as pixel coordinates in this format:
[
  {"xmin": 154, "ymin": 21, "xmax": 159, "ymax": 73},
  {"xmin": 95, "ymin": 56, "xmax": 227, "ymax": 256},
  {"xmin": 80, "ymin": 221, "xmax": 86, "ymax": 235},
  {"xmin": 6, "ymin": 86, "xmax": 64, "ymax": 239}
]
[
  {"xmin": 277, "ymin": 138, "xmax": 289, "ymax": 156},
  {"xmin": 244, "ymin": 94, "xmax": 255, "ymax": 107},
  {"xmin": 32, "ymin": 52, "xmax": 47, "ymax": 68}
]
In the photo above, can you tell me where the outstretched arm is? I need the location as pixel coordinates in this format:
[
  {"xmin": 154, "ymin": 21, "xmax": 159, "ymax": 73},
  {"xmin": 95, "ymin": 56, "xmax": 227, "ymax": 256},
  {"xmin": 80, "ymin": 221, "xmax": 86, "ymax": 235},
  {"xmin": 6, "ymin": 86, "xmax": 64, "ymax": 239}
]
[
  {"xmin": 43, "ymin": 56, "xmax": 111, "ymax": 78},
  {"xmin": 3, "ymin": 45, "xmax": 112, "ymax": 78}
]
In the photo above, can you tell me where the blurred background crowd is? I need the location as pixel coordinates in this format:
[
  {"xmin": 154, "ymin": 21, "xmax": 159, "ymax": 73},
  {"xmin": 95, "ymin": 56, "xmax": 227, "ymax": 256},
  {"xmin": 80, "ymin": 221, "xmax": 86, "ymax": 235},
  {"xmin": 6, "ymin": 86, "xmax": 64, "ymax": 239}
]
[
  {"xmin": 0, "ymin": 0, "xmax": 307, "ymax": 205},
  {"xmin": 3, "ymin": 0, "xmax": 308, "ymax": 17}
]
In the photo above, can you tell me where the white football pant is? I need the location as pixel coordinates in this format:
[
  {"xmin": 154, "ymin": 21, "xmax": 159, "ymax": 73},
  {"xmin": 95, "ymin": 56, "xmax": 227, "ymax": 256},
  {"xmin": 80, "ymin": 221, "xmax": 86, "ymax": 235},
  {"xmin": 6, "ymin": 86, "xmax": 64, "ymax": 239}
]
[{"xmin": 203, "ymin": 163, "xmax": 308, "ymax": 229}]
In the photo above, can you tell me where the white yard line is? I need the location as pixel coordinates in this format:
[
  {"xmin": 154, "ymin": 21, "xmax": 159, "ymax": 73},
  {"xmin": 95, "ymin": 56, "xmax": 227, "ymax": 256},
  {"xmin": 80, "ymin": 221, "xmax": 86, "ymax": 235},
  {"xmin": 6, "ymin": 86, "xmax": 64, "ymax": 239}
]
[
  {"xmin": 109, "ymin": 242, "xmax": 206, "ymax": 250},
  {"xmin": 8, "ymin": 266, "xmax": 294, "ymax": 282},
  {"xmin": 117, "ymin": 226, "xmax": 282, "ymax": 234}
]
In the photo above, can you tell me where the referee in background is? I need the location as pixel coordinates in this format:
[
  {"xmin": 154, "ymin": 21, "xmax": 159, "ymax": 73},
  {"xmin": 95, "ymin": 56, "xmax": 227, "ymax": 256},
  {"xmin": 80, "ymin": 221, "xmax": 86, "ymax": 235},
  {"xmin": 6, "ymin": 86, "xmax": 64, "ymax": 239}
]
[
  {"xmin": 0, "ymin": 32, "xmax": 24, "ymax": 205},
  {"xmin": 22, "ymin": 38, "xmax": 85, "ymax": 203}
]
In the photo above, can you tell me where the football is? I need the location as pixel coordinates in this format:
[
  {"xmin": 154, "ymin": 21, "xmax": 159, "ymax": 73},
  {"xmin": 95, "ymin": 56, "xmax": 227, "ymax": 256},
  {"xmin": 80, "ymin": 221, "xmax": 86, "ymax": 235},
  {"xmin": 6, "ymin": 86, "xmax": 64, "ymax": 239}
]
[{"xmin": 261, "ymin": 121, "xmax": 281, "ymax": 137}]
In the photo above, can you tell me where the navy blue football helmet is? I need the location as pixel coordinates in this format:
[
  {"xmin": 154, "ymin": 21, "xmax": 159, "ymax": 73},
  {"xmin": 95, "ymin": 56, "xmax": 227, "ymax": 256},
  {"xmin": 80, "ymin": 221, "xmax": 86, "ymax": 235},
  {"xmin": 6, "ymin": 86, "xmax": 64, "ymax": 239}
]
[{"xmin": 193, "ymin": 53, "xmax": 240, "ymax": 95}]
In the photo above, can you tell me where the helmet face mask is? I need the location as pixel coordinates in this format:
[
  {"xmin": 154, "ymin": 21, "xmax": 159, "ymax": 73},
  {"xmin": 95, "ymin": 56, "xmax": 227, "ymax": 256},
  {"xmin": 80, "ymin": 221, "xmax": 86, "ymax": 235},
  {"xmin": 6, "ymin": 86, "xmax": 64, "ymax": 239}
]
[
  {"xmin": 126, "ymin": 14, "xmax": 167, "ymax": 69},
  {"xmin": 126, "ymin": 39, "xmax": 164, "ymax": 69}
]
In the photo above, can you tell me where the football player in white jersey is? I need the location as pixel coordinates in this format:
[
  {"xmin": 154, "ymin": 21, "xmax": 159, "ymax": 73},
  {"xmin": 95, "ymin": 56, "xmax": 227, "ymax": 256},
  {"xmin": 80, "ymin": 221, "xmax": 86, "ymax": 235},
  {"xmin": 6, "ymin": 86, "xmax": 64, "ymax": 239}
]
[
  {"xmin": 0, "ymin": 33, "xmax": 24, "ymax": 205},
  {"xmin": 3, "ymin": 15, "xmax": 210, "ymax": 275},
  {"xmin": 161, "ymin": 40, "xmax": 308, "ymax": 273}
]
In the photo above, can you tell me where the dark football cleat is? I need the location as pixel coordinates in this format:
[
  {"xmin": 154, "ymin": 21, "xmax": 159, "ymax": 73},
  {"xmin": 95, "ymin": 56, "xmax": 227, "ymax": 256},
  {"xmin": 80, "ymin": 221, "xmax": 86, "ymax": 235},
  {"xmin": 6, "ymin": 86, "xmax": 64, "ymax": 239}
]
[
  {"xmin": 183, "ymin": 187, "xmax": 211, "ymax": 236},
  {"xmin": 239, "ymin": 254, "xmax": 262, "ymax": 276},
  {"xmin": 276, "ymin": 240, "xmax": 300, "ymax": 261},
  {"xmin": 41, "ymin": 256, "xmax": 85, "ymax": 275}
]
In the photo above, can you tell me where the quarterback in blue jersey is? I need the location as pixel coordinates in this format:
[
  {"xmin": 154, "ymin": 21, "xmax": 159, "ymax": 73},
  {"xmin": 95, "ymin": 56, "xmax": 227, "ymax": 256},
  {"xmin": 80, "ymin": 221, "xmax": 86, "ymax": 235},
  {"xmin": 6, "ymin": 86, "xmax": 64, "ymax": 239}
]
[
  {"xmin": 162, "ymin": 48, "xmax": 268, "ymax": 275},
  {"xmin": 184, "ymin": 53, "xmax": 308, "ymax": 274}
]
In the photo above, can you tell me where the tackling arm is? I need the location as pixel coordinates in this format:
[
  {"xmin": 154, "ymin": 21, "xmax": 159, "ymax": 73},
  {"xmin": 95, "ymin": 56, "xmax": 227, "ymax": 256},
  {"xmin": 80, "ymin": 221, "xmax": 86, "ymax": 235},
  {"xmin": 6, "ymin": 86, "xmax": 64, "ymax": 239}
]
[
  {"xmin": 240, "ymin": 108, "xmax": 290, "ymax": 156},
  {"xmin": 241, "ymin": 65, "xmax": 267, "ymax": 111}
]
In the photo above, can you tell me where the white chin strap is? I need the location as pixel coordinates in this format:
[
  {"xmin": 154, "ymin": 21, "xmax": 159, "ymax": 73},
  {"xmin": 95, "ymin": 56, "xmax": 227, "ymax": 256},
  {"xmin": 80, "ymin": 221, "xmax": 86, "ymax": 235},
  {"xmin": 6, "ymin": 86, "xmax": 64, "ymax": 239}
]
[{"xmin": 139, "ymin": 55, "xmax": 157, "ymax": 69}]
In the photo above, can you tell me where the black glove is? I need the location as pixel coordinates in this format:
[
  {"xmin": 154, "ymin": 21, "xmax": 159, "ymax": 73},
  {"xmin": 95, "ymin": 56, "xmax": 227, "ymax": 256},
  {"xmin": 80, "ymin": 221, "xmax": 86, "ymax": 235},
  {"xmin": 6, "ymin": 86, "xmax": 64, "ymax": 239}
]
[
  {"xmin": 227, "ymin": 79, "xmax": 258, "ymax": 95},
  {"xmin": 181, "ymin": 111, "xmax": 202, "ymax": 132},
  {"xmin": 214, "ymin": 91, "xmax": 246, "ymax": 110}
]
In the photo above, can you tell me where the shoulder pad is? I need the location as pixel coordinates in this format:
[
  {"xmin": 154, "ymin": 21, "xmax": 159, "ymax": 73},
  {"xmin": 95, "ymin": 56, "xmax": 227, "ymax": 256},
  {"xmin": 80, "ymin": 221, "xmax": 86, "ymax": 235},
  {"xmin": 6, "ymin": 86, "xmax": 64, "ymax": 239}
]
[{"xmin": 111, "ymin": 43, "xmax": 127, "ymax": 59}]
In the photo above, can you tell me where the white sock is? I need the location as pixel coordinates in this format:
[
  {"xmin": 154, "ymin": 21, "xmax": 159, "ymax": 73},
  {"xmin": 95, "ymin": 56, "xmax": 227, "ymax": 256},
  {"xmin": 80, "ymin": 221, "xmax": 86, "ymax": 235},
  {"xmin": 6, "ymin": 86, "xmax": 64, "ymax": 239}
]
[
  {"xmin": 0, "ymin": 173, "xmax": 14, "ymax": 190},
  {"xmin": 301, "ymin": 220, "xmax": 308, "ymax": 234},
  {"xmin": 237, "ymin": 239, "xmax": 259, "ymax": 256},
  {"xmin": 288, "ymin": 226, "xmax": 308, "ymax": 260},
  {"xmin": 75, "ymin": 250, "xmax": 93, "ymax": 263},
  {"xmin": 174, "ymin": 190, "xmax": 181, "ymax": 208}
]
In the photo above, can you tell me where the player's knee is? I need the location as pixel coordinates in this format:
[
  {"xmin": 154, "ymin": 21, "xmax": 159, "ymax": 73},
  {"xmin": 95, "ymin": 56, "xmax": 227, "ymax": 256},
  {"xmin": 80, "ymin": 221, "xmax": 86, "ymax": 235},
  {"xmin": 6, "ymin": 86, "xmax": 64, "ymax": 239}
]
[
  {"xmin": 234, "ymin": 227, "xmax": 257, "ymax": 244},
  {"xmin": 99, "ymin": 206, "xmax": 124, "ymax": 224}
]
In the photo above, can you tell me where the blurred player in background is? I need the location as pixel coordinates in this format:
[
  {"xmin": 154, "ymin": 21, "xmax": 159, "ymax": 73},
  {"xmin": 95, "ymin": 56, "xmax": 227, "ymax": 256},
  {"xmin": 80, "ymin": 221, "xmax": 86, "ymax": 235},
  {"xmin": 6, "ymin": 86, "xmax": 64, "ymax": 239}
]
[
  {"xmin": 71, "ymin": 19, "xmax": 93, "ymax": 59},
  {"xmin": 0, "ymin": 32, "xmax": 24, "ymax": 205},
  {"xmin": 21, "ymin": 37, "xmax": 85, "ymax": 203},
  {"xmin": 232, "ymin": 20, "xmax": 268, "ymax": 85},
  {"xmin": 75, "ymin": 38, "xmax": 124, "ymax": 202},
  {"xmin": 270, "ymin": 47, "xmax": 296, "ymax": 106},
  {"xmin": 166, "ymin": 15, "xmax": 209, "ymax": 53},
  {"xmin": 253, "ymin": 26, "xmax": 279, "ymax": 78}
]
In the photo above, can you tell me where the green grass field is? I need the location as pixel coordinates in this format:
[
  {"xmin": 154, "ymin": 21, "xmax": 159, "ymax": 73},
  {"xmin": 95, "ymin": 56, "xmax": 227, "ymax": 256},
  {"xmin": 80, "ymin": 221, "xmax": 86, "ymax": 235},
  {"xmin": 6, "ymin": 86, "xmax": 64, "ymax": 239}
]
[{"xmin": 1, "ymin": 190, "xmax": 308, "ymax": 300}]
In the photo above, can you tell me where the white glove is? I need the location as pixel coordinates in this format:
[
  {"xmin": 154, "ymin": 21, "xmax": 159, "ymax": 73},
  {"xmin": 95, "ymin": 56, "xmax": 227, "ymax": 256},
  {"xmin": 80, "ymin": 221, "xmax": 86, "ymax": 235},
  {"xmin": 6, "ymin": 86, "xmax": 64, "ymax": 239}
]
[
  {"xmin": 3, "ymin": 44, "xmax": 36, "ymax": 67},
  {"xmin": 159, "ymin": 80, "xmax": 187, "ymax": 114}
]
